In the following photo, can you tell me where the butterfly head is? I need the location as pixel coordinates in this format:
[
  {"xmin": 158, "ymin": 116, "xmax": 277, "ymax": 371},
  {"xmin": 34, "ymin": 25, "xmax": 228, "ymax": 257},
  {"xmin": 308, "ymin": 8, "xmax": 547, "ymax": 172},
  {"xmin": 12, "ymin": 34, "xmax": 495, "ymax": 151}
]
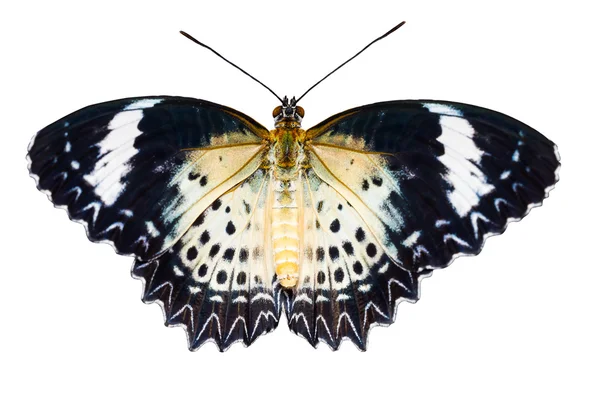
[{"xmin": 273, "ymin": 96, "xmax": 304, "ymax": 127}]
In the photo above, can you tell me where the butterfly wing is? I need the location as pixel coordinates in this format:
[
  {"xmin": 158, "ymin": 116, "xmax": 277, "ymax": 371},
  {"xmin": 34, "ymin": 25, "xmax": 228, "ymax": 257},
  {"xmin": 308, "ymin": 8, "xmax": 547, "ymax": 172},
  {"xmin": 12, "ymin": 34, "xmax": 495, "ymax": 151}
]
[
  {"xmin": 132, "ymin": 168, "xmax": 285, "ymax": 350},
  {"xmin": 287, "ymin": 100, "xmax": 559, "ymax": 349},
  {"xmin": 285, "ymin": 168, "xmax": 418, "ymax": 349},
  {"xmin": 28, "ymin": 96, "xmax": 283, "ymax": 350},
  {"xmin": 28, "ymin": 96, "xmax": 268, "ymax": 259}
]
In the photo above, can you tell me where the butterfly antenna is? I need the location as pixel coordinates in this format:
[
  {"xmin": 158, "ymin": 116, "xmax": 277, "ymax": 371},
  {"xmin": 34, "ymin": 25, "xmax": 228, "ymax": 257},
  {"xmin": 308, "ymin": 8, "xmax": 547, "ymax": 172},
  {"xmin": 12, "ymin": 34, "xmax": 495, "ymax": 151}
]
[
  {"xmin": 180, "ymin": 31, "xmax": 284, "ymax": 104},
  {"xmin": 296, "ymin": 21, "xmax": 406, "ymax": 103}
]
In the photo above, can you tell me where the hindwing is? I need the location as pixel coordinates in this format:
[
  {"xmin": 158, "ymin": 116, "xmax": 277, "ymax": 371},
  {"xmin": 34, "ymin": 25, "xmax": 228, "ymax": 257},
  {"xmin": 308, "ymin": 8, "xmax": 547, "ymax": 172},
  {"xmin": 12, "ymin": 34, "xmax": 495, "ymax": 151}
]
[{"xmin": 132, "ymin": 169, "xmax": 285, "ymax": 350}]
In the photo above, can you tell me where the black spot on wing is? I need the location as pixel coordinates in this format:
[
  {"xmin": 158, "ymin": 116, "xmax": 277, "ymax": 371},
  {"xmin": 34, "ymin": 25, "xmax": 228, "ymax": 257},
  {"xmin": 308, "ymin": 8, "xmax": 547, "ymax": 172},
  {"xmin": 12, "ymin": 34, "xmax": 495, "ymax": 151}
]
[
  {"xmin": 366, "ymin": 243, "xmax": 377, "ymax": 258},
  {"xmin": 216, "ymin": 270, "xmax": 228, "ymax": 284},
  {"xmin": 186, "ymin": 247, "xmax": 198, "ymax": 260},
  {"xmin": 342, "ymin": 241, "xmax": 354, "ymax": 255},
  {"xmin": 355, "ymin": 228, "xmax": 365, "ymax": 242},
  {"xmin": 192, "ymin": 213, "xmax": 205, "ymax": 227},
  {"xmin": 236, "ymin": 272, "xmax": 247, "ymax": 285},
  {"xmin": 317, "ymin": 271, "xmax": 326, "ymax": 284},
  {"xmin": 222, "ymin": 248, "xmax": 235, "ymax": 262},
  {"xmin": 329, "ymin": 219, "xmax": 340, "ymax": 233},
  {"xmin": 239, "ymin": 248, "xmax": 249, "ymax": 263},
  {"xmin": 329, "ymin": 246, "xmax": 340, "ymax": 261},
  {"xmin": 200, "ymin": 230, "xmax": 210, "ymax": 245},
  {"xmin": 198, "ymin": 264, "xmax": 208, "ymax": 277},
  {"xmin": 352, "ymin": 261, "xmax": 363, "ymax": 275},
  {"xmin": 209, "ymin": 244, "xmax": 220, "ymax": 258},
  {"xmin": 226, "ymin": 221, "xmax": 236, "ymax": 235},
  {"xmin": 316, "ymin": 247, "xmax": 325, "ymax": 262},
  {"xmin": 317, "ymin": 201, "xmax": 324, "ymax": 213}
]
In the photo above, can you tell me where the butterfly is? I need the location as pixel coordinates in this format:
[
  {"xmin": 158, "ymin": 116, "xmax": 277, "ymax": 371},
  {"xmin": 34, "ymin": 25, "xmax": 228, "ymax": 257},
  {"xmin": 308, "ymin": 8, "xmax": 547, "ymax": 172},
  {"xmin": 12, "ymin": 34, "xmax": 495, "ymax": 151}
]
[{"xmin": 27, "ymin": 22, "xmax": 560, "ymax": 351}]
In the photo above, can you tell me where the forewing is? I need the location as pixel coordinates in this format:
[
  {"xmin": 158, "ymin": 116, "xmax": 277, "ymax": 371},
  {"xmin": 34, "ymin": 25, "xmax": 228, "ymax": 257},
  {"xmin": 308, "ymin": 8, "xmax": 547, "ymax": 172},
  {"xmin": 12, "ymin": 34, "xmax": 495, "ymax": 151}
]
[
  {"xmin": 28, "ymin": 96, "xmax": 268, "ymax": 260},
  {"xmin": 132, "ymin": 169, "xmax": 285, "ymax": 351},
  {"xmin": 296, "ymin": 100, "xmax": 559, "ymax": 348}
]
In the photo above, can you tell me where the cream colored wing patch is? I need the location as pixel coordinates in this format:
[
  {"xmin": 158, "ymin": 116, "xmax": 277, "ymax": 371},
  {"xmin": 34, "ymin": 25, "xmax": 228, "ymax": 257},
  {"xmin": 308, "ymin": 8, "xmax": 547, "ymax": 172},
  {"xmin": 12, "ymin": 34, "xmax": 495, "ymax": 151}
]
[
  {"xmin": 162, "ymin": 142, "xmax": 267, "ymax": 252},
  {"xmin": 284, "ymin": 168, "xmax": 419, "ymax": 350},
  {"xmin": 132, "ymin": 168, "xmax": 285, "ymax": 351},
  {"xmin": 306, "ymin": 143, "xmax": 405, "ymax": 266}
]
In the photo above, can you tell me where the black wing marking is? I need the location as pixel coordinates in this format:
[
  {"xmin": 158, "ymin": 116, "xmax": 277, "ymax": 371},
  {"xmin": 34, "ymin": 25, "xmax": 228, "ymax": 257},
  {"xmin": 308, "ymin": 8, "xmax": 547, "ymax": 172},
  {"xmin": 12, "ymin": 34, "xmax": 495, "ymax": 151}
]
[
  {"xmin": 284, "ymin": 169, "xmax": 418, "ymax": 350},
  {"xmin": 295, "ymin": 100, "xmax": 559, "ymax": 349},
  {"xmin": 28, "ymin": 96, "xmax": 268, "ymax": 260},
  {"xmin": 132, "ymin": 169, "xmax": 285, "ymax": 351}
]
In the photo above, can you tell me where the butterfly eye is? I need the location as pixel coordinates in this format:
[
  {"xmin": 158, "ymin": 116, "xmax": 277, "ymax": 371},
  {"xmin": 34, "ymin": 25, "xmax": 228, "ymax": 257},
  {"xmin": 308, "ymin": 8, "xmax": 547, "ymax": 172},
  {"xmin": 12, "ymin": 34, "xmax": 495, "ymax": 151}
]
[
  {"xmin": 296, "ymin": 106, "xmax": 305, "ymax": 118},
  {"xmin": 272, "ymin": 106, "xmax": 282, "ymax": 118}
]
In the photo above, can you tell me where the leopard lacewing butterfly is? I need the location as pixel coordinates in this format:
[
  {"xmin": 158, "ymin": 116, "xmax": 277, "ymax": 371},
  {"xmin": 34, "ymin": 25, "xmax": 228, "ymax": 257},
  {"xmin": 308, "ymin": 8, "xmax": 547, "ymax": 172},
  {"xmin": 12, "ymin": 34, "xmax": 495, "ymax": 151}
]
[{"xmin": 27, "ymin": 22, "xmax": 560, "ymax": 351}]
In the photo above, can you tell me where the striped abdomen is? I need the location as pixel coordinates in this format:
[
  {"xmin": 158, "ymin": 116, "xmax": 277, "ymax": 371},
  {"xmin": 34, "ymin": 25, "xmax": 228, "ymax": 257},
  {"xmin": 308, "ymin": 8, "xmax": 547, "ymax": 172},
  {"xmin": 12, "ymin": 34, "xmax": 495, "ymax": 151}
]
[{"xmin": 272, "ymin": 179, "xmax": 300, "ymax": 288}]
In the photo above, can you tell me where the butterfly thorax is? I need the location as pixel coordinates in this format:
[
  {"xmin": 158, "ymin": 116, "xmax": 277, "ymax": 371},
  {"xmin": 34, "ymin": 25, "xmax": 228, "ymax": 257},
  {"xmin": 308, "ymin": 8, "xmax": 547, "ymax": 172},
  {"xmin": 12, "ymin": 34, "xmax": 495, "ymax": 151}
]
[{"xmin": 269, "ymin": 124, "xmax": 307, "ymax": 178}]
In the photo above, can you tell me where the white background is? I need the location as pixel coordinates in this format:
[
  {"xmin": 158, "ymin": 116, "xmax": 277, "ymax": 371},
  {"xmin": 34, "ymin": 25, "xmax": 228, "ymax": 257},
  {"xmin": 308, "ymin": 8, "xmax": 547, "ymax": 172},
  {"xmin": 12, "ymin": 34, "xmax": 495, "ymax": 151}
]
[{"xmin": 1, "ymin": 0, "xmax": 598, "ymax": 399}]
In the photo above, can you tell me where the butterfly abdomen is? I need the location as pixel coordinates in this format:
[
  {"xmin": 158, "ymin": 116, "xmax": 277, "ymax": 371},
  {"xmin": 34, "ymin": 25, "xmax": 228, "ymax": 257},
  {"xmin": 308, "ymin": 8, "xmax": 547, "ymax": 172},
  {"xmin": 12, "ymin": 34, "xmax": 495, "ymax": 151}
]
[{"xmin": 272, "ymin": 179, "xmax": 301, "ymax": 288}]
